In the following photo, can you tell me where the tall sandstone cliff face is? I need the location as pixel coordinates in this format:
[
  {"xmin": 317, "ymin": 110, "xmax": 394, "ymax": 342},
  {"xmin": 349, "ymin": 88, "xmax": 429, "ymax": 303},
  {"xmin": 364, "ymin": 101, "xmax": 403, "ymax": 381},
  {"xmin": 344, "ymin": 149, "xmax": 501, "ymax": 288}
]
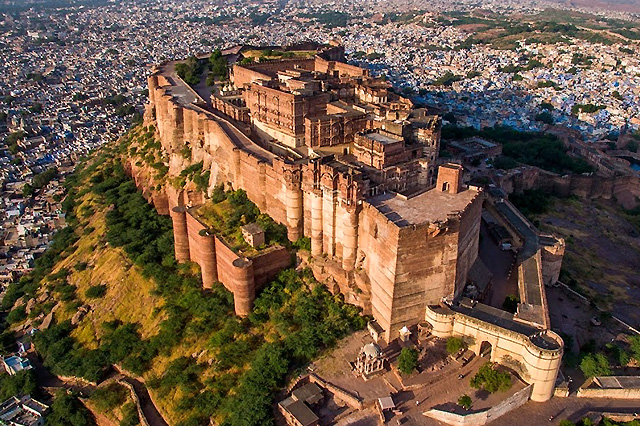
[{"xmin": 130, "ymin": 74, "xmax": 482, "ymax": 341}]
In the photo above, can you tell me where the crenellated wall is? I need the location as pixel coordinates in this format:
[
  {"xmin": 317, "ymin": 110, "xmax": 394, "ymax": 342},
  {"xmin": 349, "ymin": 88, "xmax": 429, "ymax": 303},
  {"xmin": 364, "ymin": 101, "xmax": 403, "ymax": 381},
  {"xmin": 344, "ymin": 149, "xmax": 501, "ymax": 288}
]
[{"xmin": 425, "ymin": 305, "xmax": 563, "ymax": 402}]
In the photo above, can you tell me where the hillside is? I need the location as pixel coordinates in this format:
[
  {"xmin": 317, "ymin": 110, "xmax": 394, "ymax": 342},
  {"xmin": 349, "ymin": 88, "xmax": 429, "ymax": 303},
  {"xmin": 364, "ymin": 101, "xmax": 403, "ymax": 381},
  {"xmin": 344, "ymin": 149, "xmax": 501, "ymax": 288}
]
[
  {"xmin": 2, "ymin": 126, "xmax": 367, "ymax": 426},
  {"xmin": 512, "ymin": 190, "xmax": 640, "ymax": 328}
]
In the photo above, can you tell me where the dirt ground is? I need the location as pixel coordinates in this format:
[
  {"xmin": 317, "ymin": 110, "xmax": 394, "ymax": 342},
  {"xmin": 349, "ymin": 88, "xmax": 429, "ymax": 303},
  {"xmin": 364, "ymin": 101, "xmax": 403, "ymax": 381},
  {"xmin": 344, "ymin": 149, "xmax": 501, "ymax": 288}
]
[
  {"xmin": 311, "ymin": 331, "xmax": 528, "ymax": 426},
  {"xmin": 537, "ymin": 197, "xmax": 640, "ymax": 328}
]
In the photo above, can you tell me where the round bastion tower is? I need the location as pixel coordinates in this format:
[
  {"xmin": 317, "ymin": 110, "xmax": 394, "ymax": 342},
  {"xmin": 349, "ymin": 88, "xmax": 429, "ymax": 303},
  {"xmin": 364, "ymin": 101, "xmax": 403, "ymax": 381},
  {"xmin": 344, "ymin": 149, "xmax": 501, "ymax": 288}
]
[{"xmin": 425, "ymin": 305, "xmax": 563, "ymax": 402}]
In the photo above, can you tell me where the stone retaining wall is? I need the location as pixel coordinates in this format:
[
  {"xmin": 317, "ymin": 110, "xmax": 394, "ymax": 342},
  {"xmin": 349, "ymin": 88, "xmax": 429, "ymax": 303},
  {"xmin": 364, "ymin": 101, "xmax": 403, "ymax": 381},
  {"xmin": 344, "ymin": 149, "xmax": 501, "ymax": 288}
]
[{"xmin": 424, "ymin": 385, "xmax": 532, "ymax": 426}]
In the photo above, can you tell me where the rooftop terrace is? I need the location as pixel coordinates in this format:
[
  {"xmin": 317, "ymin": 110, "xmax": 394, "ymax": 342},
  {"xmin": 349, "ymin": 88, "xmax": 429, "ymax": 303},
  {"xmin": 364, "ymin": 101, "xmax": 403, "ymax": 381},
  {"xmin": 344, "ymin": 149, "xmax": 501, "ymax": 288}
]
[{"xmin": 369, "ymin": 186, "xmax": 479, "ymax": 227}]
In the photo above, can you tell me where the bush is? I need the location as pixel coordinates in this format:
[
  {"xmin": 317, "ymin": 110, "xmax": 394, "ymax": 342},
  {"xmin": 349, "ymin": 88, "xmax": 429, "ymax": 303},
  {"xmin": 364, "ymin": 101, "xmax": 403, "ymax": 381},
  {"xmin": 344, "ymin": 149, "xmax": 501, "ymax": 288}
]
[
  {"xmin": 580, "ymin": 353, "xmax": 612, "ymax": 378},
  {"xmin": 85, "ymin": 284, "xmax": 107, "ymax": 299},
  {"xmin": 446, "ymin": 337, "xmax": 466, "ymax": 355},
  {"xmin": 458, "ymin": 394, "xmax": 472, "ymax": 410},
  {"xmin": 74, "ymin": 262, "xmax": 89, "ymax": 271},
  {"xmin": 120, "ymin": 402, "xmax": 140, "ymax": 426},
  {"xmin": 397, "ymin": 347, "xmax": 419, "ymax": 374},
  {"xmin": 292, "ymin": 237, "xmax": 311, "ymax": 252},
  {"xmin": 6, "ymin": 306, "xmax": 27, "ymax": 324},
  {"xmin": 90, "ymin": 382, "xmax": 128, "ymax": 412},
  {"xmin": 470, "ymin": 363, "xmax": 512, "ymax": 393}
]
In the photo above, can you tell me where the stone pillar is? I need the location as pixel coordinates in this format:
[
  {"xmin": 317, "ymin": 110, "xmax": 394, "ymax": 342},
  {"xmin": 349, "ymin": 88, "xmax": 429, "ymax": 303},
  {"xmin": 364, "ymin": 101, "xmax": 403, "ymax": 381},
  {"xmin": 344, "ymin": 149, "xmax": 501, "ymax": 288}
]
[
  {"xmin": 342, "ymin": 204, "xmax": 359, "ymax": 271},
  {"xmin": 170, "ymin": 206, "xmax": 190, "ymax": 262},
  {"xmin": 153, "ymin": 190, "xmax": 169, "ymax": 216},
  {"xmin": 311, "ymin": 189, "xmax": 323, "ymax": 256},
  {"xmin": 285, "ymin": 180, "xmax": 303, "ymax": 242},
  {"xmin": 231, "ymin": 258, "xmax": 255, "ymax": 317},
  {"xmin": 522, "ymin": 332, "xmax": 564, "ymax": 402}
]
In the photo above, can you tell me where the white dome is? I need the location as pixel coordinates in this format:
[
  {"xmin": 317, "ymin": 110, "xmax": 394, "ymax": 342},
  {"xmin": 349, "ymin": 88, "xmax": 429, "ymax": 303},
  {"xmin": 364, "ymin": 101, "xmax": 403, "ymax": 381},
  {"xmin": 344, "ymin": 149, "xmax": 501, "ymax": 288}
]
[{"xmin": 363, "ymin": 343, "xmax": 382, "ymax": 358}]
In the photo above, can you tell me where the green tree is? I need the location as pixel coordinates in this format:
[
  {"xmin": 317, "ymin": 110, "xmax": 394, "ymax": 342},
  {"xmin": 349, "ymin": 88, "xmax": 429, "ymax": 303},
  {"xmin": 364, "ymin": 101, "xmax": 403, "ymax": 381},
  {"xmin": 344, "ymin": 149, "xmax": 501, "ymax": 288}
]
[
  {"xmin": 48, "ymin": 390, "xmax": 96, "ymax": 426},
  {"xmin": 397, "ymin": 347, "xmax": 419, "ymax": 374},
  {"xmin": 535, "ymin": 111, "xmax": 554, "ymax": 125},
  {"xmin": 458, "ymin": 394, "xmax": 472, "ymax": 410},
  {"xmin": 580, "ymin": 353, "xmax": 612, "ymax": 378},
  {"xmin": 0, "ymin": 369, "xmax": 38, "ymax": 400},
  {"xmin": 119, "ymin": 402, "xmax": 140, "ymax": 426},
  {"xmin": 630, "ymin": 335, "xmax": 640, "ymax": 362},
  {"xmin": 6, "ymin": 306, "xmax": 26, "ymax": 324},
  {"xmin": 446, "ymin": 337, "xmax": 466, "ymax": 355},
  {"xmin": 85, "ymin": 284, "xmax": 107, "ymax": 299},
  {"xmin": 470, "ymin": 363, "xmax": 512, "ymax": 393}
]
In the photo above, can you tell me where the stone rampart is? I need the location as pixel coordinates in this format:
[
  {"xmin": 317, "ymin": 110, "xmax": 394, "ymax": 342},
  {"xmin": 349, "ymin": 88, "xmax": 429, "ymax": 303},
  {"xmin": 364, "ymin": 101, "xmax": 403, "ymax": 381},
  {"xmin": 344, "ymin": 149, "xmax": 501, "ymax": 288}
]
[
  {"xmin": 117, "ymin": 379, "xmax": 151, "ymax": 426},
  {"xmin": 308, "ymin": 373, "xmax": 363, "ymax": 410},
  {"xmin": 425, "ymin": 306, "xmax": 562, "ymax": 402},
  {"xmin": 423, "ymin": 385, "xmax": 532, "ymax": 426},
  {"xmin": 495, "ymin": 166, "xmax": 640, "ymax": 209},
  {"xmin": 176, "ymin": 207, "xmax": 291, "ymax": 315},
  {"xmin": 143, "ymin": 63, "xmax": 483, "ymax": 341}
]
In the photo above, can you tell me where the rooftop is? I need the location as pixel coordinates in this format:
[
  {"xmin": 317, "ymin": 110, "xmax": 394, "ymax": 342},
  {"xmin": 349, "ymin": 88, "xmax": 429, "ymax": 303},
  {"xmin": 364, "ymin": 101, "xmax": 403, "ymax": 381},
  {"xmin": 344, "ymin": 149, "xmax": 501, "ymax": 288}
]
[
  {"xmin": 362, "ymin": 131, "xmax": 403, "ymax": 145},
  {"xmin": 292, "ymin": 383, "xmax": 323, "ymax": 405},
  {"xmin": 594, "ymin": 376, "xmax": 640, "ymax": 389},
  {"xmin": 279, "ymin": 397, "xmax": 319, "ymax": 426},
  {"xmin": 369, "ymin": 186, "xmax": 479, "ymax": 226}
]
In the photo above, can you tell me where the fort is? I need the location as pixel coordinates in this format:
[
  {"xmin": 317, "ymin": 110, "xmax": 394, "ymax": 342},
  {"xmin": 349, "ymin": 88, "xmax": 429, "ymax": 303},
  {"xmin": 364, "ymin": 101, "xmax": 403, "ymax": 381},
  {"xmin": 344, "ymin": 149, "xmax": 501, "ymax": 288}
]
[{"xmin": 131, "ymin": 42, "xmax": 564, "ymax": 403}]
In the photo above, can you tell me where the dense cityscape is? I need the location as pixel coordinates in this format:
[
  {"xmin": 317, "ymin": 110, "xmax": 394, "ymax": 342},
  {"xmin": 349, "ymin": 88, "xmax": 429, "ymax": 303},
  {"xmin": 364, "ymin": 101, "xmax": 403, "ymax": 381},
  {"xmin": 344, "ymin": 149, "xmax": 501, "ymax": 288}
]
[
  {"xmin": 3, "ymin": 0, "xmax": 640, "ymax": 277},
  {"xmin": 1, "ymin": 0, "xmax": 640, "ymax": 425}
]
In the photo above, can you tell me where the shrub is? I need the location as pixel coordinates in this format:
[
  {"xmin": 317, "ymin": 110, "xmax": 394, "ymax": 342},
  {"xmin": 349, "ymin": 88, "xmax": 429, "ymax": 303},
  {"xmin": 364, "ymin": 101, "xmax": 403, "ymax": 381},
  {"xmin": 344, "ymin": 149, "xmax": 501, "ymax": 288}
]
[
  {"xmin": 6, "ymin": 306, "xmax": 27, "ymax": 324},
  {"xmin": 75, "ymin": 262, "xmax": 89, "ymax": 271},
  {"xmin": 397, "ymin": 347, "xmax": 419, "ymax": 374},
  {"xmin": 458, "ymin": 394, "xmax": 472, "ymax": 410},
  {"xmin": 85, "ymin": 284, "xmax": 107, "ymax": 299},
  {"xmin": 292, "ymin": 237, "xmax": 311, "ymax": 252},
  {"xmin": 90, "ymin": 382, "xmax": 128, "ymax": 412},
  {"xmin": 446, "ymin": 337, "xmax": 466, "ymax": 355},
  {"xmin": 470, "ymin": 363, "xmax": 512, "ymax": 393}
]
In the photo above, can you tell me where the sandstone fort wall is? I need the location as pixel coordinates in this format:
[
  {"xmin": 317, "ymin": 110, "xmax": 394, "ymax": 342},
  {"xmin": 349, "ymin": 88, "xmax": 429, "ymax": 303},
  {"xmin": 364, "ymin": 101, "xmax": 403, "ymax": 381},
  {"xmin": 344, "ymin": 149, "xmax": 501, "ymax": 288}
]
[{"xmin": 143, "ymin": 70, "xmax": 480, "ymax": 340}]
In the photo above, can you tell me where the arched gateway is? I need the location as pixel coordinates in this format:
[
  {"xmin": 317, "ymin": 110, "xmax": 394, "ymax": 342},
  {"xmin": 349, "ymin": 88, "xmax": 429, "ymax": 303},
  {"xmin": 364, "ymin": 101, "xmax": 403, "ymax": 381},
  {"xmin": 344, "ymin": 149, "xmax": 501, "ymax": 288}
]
[{"xmin": 425, "ymin": 303, "xmax": 563, "ymax": 402}]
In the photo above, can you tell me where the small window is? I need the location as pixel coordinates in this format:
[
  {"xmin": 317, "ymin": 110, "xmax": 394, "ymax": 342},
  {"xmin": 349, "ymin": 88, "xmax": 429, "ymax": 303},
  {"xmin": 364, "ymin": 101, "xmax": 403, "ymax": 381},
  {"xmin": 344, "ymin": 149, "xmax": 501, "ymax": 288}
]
[{"xmin": 442, "ymin": 182, "xmax": 450, "ymax": 192}]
